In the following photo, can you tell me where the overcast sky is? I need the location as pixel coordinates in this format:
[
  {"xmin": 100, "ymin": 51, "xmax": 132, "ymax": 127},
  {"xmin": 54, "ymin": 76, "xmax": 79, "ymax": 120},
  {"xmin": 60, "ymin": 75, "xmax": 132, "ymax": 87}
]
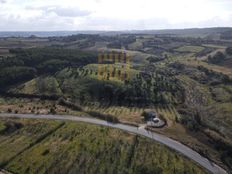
[{"xmin": 0, "ymin": 0, "xmax": 232, "ymax": 31}]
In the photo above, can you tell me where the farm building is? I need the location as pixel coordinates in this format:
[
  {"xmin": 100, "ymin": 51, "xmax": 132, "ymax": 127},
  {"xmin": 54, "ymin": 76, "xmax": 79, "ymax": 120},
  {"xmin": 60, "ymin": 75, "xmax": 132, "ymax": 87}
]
[{"xmin": 144, "ymin": 111, "xmax": 157, "ymax": 121}]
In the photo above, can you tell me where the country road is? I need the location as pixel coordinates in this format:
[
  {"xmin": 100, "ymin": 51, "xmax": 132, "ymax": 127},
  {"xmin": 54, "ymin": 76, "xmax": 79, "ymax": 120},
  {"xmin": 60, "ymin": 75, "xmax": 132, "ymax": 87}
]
[{"xmin": 0, "ymin": 113, "xmax": 228, "ymax": 174}]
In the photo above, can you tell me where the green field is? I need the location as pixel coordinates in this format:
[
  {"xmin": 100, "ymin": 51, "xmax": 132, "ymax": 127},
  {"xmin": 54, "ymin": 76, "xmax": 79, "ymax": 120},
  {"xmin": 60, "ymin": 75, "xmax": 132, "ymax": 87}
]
[
  {"xmin": 82, "ymin": 103, "xmax": 179, "ymax": 125},
  {"xmin": 0, "ymin": 118, "xmax": 207, "ymax": 174},
  {"xmin": 175, "ymin": 46, "xmax": 205, "ymax": 53},
  {"xmin": 0, "ymin": 119, "xmax": 62, "ymax": 167},
  {"xmin": 9, "ymin": 76, "xmax": 62, "ymax": 95}
]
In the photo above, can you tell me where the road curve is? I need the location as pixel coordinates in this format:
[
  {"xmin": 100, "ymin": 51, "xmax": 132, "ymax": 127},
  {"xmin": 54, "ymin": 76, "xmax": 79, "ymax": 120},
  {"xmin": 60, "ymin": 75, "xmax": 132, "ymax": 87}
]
[{"xmin": 0, "ymin": 113, "xmax": 227, "ymax": 174}]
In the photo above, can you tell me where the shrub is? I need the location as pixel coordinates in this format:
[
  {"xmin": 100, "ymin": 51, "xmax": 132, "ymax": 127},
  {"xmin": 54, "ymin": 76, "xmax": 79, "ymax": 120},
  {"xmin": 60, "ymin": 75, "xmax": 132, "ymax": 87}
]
[
  {"xmin": 50, "ymin": 108, "xmax": 56, "ymax": 114},
  {"xmin": 42, "ymin": 149, "xmax": 50, "ymax": 156},
  {"xmin": 208, "ymin": 51, "xmax": 225, "ymax": 64},
  {"xmin": 58, "ymin": 98, "xmax": 83, "ymax": 111},
  {"xmin": 2, "ymin": 121, "xmax": 23, "ymax": 134},
  {"xmin": 226, "ymin": 47, "xmax": 232, "ymax": 55}
]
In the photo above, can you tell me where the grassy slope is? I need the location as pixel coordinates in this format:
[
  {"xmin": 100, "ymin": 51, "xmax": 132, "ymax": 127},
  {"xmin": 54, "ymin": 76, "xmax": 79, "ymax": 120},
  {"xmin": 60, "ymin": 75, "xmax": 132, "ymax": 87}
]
[
  {"xmin": 0, "ymin": 119, "xmax": 62, "ymax": 167},
  {"xmin": 82, "ymin": 103, "xmax": 179, "ymax": 125},
  {"xmin": 0, "ymin": 118, "xmax": 207, "ymax": 174},
  {"xmin": 9, "ymin": 63, "xmax": 138, "ymax": 96},
  {"xmin": 182, "ymin": 59, "xmax": 232, "ymax": 77},
  {"xmin": 175, "ymin": 46, "xmax": 205, "ymax": 53},
  {"xmin": 170, "ymin": 58, "xmax": 232, "ymax": 171},
  {"xmin": 176, "ymin": 61, "xmax": 232, "ymax": 141},
  {"xmin": 9, "ymin": 76, "xmax": 62, "ymax": 95}
]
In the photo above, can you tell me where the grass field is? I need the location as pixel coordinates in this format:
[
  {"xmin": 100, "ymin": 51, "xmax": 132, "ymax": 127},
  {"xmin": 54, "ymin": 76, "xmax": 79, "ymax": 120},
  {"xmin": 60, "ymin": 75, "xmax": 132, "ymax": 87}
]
[
  {"xmin": 9, "ymin": 77, "xmax": 62, "ymax": 95},
  {"xmin": 175, "ymin": 46, "xmax": 205, "ymax": 53},
  {"xmin": 202, "ymin": 44, "xmax": 227, "ymax": 49},
  {"xmin": 128, "ymin": 39, "xmax": 144, "ymax": 50},
  {"xmin": 0, "ymin": 48, "xmax": 9, "ymax": 56},
  {"xmin": 0, "ymin": 97, "xmax": 86, "ymax": 116},
  {"xmin": 0, "ymin": 119, "xmax": 63, "ymax": 167},
  {"xmin": 81, "ymin": 102, "xmax": 179, "ymax": 125},
  {"xmin": 0, "ymin": 118, "xmax": 207, "ymax": 174},
  {"xmin": 0, "ymin": 96, "xmax": 179, "ymax": 126},
  {"xmin": 181, "ymin": 59, "xmax": 232, "ymax": 77}
]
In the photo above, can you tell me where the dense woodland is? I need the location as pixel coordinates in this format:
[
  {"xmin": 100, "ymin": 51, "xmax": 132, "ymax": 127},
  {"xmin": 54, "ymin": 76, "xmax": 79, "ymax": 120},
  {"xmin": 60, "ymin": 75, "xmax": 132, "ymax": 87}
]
[{"xmin": 0, "ymin": 48, "xmax": 97, "ymax": 88}]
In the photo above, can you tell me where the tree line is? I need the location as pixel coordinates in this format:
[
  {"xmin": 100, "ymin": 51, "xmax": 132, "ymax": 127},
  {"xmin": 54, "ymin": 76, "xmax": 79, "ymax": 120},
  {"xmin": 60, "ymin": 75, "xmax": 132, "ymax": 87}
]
[{"xmin": 0, "ymin": 48, "xmax": 97, "ymax": 88}]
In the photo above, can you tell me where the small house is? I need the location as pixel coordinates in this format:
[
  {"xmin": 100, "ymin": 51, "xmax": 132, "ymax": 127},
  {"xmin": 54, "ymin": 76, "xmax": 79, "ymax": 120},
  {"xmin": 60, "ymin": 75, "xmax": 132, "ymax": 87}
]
[{"xmin": 147, "ymin": 111, "xmax": 157, "ymax": 121}]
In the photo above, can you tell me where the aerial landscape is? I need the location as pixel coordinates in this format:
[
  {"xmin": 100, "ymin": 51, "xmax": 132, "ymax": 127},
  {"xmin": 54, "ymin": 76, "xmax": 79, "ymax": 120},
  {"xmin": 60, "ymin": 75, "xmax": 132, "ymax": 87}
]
[{"xmin": 0, "ymin": 0, "xmax": 232, "ymax": 174}]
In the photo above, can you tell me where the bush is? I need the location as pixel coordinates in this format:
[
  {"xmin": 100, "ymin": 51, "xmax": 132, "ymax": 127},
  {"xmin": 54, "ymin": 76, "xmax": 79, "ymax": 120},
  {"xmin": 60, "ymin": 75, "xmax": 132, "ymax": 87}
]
[
  {"xmin": 208, "ymin": 51, "xmax": 225, "ymax": 64},
  {"xmin": 141, "ymin": 111, "xmax": 151, "ymax": 121},
  {"xmin": 58, "ymin": 98, "xmax": 83, "ymax": 111},
  {"xmin": 1, "ymin": 121, "xmax": 23, "ymax": 134},
  {"xmin": 49, "ymin": 108, "xmax": 56, "ymax": 114},
  {"xmin": 226, "ymin": 47, "xmax": 232, "ymax": 55},
  {"xmin": 42, "ymin": 149, "xmax": 50, "ymax": 156}
]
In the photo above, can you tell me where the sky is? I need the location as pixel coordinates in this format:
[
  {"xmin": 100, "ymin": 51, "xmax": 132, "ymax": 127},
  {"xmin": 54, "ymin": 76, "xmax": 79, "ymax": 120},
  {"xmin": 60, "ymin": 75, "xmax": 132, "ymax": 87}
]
[{"xmin": 0, "ymin": 0, "xmax": 232, "ymax": 31}]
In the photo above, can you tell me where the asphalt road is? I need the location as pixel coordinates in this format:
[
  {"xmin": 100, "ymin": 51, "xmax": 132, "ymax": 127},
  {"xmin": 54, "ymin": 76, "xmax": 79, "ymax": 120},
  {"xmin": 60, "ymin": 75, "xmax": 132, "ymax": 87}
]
[{"xmin": 0, "ymin": 113, "xmax": 228, "ymax": 174}]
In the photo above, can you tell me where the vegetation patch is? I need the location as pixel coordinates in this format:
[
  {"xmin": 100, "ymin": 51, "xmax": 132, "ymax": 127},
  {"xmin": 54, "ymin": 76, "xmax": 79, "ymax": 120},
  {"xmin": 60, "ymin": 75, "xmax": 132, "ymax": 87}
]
[
  {"xmin": 0, "ymin": 118, "xmax": 207, "ymax": 174},
  {"xmin": 175, "ymin": 46, "xmax": 205, "ymax": 53}
]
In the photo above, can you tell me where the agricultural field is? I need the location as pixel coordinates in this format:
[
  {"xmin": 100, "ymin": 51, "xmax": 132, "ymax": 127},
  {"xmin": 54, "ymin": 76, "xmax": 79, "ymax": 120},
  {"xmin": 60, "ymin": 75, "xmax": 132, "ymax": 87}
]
[
  {"xmin": 175, "ymin": 46, "xmax": 205, "ymax": 53},
  {"xmin": 0, "ymin": 48, "xmax": 10, "ymax": 57},
  {"xmin": 82, "ymin": 103, "xmax": 179, "ymax": 125},
  {"xmin": 0, "ymin": 97, "xmax": 86, "ymax": 116},
  {"xmin": 127, "ymin": 39, "xmax": 144, "ymax": 50},
  {"xmin": 0, "ymin": 118, "xmax": 207, "ymax": 174},
  {"xmin": 0, "ymin": 31, "xmax": 232, "ymax": 173},
  {"xmin": 181, "ymin": 59, "xmax": 232, "ymax": 77},
  {"xmin": 0, "ymin": 118, "xmax": 63, "ymax": 167},
  {"xmin": 0, "ymin": 96, "xmax": 178, "ymax": 126},
  {"xmin": 9, "ymin": 77, "xmax": 62, "ymax": 96}
]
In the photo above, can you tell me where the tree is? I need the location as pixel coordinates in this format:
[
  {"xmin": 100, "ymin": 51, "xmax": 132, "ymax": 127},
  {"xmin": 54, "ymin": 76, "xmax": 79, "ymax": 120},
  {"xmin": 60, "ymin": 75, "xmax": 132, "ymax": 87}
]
[
  {"xmin": 226, "ymin": 47, "xmax": 232, "ymax": 55},
  {"xmin": 50, "ymin": 108, "xmax": 56, "ymax": 114},
  {"xmin": 208, "ymin": 51, "xmax": 225, "ymax": 64}
]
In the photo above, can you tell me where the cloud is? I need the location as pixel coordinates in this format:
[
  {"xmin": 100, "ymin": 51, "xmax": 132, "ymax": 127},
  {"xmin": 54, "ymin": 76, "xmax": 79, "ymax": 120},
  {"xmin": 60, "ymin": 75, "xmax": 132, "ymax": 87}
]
[
  {"xmin": 0, "ymin": 9, "xmax": 76, "ymax": 31},
  {"xmin": 47, "ymin": 7, "xmax": 91, "ymax": 17},
  {"xmin": 26, "ymin": 6, "xmax": 91, "ymax": 17},
  {"xmin": 0, "ymin": 0, "xmax": 6, "ymax": 3},
  {"xmin": 79, "ymin": 17, "xmax": 172, "ymax": 30},
  {"xmin": 0, "ymin": 0, "xmax": 232, "ymax": 31}
]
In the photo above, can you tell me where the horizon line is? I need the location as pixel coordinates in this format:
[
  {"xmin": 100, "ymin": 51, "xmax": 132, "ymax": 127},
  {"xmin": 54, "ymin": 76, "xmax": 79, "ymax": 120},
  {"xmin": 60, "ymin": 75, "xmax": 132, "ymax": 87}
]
[{"xmin": 0, "ymin": 27, "xmax": 232, "ymax": 33}]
